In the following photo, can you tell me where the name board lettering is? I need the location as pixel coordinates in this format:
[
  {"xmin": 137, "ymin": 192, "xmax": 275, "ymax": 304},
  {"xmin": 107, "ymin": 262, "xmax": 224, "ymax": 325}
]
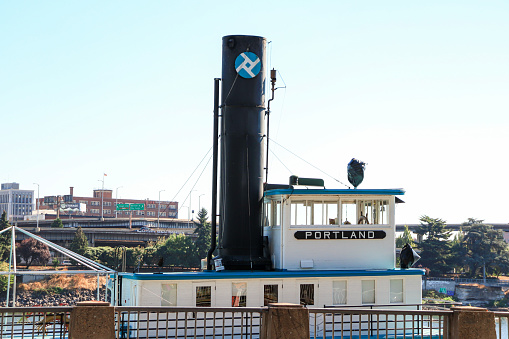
[{"xmin": 294, "ymin": 230, "xmax": 386, "ymax": 240}]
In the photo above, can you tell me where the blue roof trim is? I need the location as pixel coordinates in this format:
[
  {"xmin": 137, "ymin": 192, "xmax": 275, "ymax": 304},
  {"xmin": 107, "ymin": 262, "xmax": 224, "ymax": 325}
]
[
  {"xmin": 119, "ymin": 269, "xmax": 424, "ymax": 281},
  {"xmin": 264, "ymin": 188, "xmax": 405, "ymax": 197}
]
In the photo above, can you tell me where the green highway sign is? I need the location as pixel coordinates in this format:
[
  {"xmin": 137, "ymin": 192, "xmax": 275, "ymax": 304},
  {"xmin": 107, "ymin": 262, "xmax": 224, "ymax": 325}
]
[
  {"xmin": 130, "ymin": 203, "xmax": 145, "ymax": 211},
  {"xmin": 116, "ymin": 204, "xmax": 130, "ymax": 211}
]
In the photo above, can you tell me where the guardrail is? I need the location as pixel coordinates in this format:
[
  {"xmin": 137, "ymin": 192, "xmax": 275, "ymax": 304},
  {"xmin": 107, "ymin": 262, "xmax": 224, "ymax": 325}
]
[
  {"xmin": 0, "ymin": 304, "xmax": 505, "ymax": 338},
  {"xmin": 424, "ymin": 277, "xmax": 509, "ymax": 286},
  {"xmin": 309, "ymin": 308, "xmax": 453, "ymax": 339},
  {"xmin": 494, "ymin": 312, "xmax": 509, "ymax": 339},
  {"xmin": 0, "ymin": 306, "xmax": 72, "ymax": 338},
  {"xmin": 114, "ymin": 306, "xmax": 265, "ymax": 339}
]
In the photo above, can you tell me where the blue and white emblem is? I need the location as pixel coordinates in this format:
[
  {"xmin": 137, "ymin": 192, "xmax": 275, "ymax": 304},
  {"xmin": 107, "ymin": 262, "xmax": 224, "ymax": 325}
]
[{"xmin": 235, "ymin": 52, "xmax": 261, "ymax": 79}]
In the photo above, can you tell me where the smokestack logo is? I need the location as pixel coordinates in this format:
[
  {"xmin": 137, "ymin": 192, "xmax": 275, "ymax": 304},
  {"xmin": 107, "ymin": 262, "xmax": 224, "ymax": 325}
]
[{"xmin": 235, "ymin": 52, "xmax": 261, "ymax": 78}]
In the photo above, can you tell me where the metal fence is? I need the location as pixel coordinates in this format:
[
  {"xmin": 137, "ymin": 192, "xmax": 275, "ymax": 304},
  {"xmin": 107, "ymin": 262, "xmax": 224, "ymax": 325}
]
[
  {"xmin": 114, "ymin": 306, "xmax": 266, "ymax": 339},
  {"xmin": 2, "ymin": 306, "xmax": 507, "ymax": 339},
  {"xmin": 424, "ymin": 277, "xmax": 509, "ymax": 286},
  {"xmin": 0, "ymin": 306, "xmax": 72, "ymax": 339},
  {"xmin": 494, "ymin": 312, "xmax": 509, "ymax": 339},
  {"xmin": 309, "ymin": 308, "xmax": 453, "ymax": 339}
]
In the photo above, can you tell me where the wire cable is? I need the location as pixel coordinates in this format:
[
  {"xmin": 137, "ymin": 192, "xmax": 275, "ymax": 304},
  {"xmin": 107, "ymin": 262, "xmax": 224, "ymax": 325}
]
[{"xmin": 269, "ymin": 138, "xmax": 350, "ymax": 188}]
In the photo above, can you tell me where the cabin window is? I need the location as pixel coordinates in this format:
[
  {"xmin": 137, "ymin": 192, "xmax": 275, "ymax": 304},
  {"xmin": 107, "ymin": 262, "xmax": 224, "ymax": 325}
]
[
  {"xmin": 333, "ymin": 280, "xmax": 347, "ymax": 305},
  {"xmin": 232, "ymin": 282, "xmax": 247, "ymax": 307},
  {"xmin": 264, "ymin": 285, "xmax": 278, "ymax": 306},
  {"xmin": 291, "ymin": 200, "xmax": 339, "ymax": 226},
  {"xmin": 292, "ymin": 201, "xmax": 312, "ymax": 225},
  {"xmin": 264, "ymin": 199, "xmax": 281, "ymax": 227},
  {"xmin": 390, "ymin": 279, "xmax": 404, "ymax": 303},
  {"xmin": 361, "ymin": 280, "xmax": 375, "ymax": 304},
  {"xmin": 196, "ymin": 286, "xmax": 212, "ymax": 307},
  {"xmin": 300, "ymin": 284, "xmax": 315, "ymax": 306},
  {"xmin": 341, "ymin": 199, "xmax": 389, "ymax": 225},
  {"xmin": 161, "ymin": 284, "xmax": 177, "ymax": 306}
]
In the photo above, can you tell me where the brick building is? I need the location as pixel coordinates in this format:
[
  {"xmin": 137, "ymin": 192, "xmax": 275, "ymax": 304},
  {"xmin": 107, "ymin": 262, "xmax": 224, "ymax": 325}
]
[{"xmin": 37, "ymin": 187, "xmax": 178, "ymax": 219}]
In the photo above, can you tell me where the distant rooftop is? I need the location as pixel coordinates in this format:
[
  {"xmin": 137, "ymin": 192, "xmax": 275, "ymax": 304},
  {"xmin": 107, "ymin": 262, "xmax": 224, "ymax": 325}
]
[{"xmin": 1, "ymin": 182, "xmax": 20, "ymax": 190}]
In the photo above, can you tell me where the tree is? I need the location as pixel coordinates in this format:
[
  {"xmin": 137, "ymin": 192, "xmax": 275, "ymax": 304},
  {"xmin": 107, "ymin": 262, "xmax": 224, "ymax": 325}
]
[
  {"xmin": 69, "ymin": 227, "xmax": 88, "ymax": 256},
  {"xmin": 155, "ymin": 234, "xmax": 197, "ymax": 268},
  {"xmin": 0, "ymin": 211, "xmax": 12, "ymax": 261},
  {"xmin": 414, "ymin": 216, "xmax": 452, "ymax": 276},
  {"xmin": 0, "ymin": 261, "xmax": 14, "ymax": 292},
  {"xmin": 193, "ymin": 208, "xmax": 211, "ymax": 263},
  {"xmin": 51, "ymin": 218, "xmax": 63, "ymax": 228},
  {"xmin": 449, "ymin": 226, "xmax": 468, "ymax": 274},
  {"xmin": 396, "ymin": 225, "xmax": 415, "ymax": 248},
  {"xmin": 461, "ymin": 219, "xmax": 509, "ymax": 278},
  {"xmin": 16, "ymin": 238, "xmax": 51, "ymax": 269}
]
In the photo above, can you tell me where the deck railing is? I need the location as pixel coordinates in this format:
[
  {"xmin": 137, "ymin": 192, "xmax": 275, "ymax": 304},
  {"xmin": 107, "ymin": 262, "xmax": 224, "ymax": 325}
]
[
  {"xmin": 114, "ymin": 306, "xmax": 266, "ymax": 339},
  {"xmin": 309, "ymin": 308, "xmax": 453, "ymax": 339},
  {"xmin": 0, "ymin": 306, "xmax": 72, "ymax": 339},
  {"xmin": 494, "ymin": 311, "xmax": 509, "ymax": 339},
  {"xmin": 1, "ymin": 305, "xmax": 507, "ymax": 339}
]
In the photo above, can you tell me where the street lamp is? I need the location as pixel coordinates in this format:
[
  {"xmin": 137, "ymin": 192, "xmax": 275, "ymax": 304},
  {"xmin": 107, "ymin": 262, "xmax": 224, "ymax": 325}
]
[
  {"xmin": 158, "ymin": 190, "xmax": 165, "ymax": 228},
  {"xmin": 115, "ymin": 186, "xmax": 123, "ymax": 218},
  {"xmin": 33, "ymin": 183, "xmax": 40, "ymax": 232}
]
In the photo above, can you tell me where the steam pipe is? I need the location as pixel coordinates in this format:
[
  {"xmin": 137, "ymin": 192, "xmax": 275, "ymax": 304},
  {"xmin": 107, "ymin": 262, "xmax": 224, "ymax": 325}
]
[
  {"xmin": 207, "ymin": 77, "xmax": 221, "ymax": 270},
  {"xmin": 264, "ymin": 69, "xmax": 277, "ymax": 188}
]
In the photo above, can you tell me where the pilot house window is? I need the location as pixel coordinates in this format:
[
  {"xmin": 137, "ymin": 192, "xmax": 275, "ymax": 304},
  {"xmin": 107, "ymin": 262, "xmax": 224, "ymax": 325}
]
[{"xmin": 341, "ymin": 199, "xmax": 389, "ymax": 225}]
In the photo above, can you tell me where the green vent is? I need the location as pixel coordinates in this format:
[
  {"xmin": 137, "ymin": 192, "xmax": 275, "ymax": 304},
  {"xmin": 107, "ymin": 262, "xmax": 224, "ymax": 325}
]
[{"xmin": 289, "ymin": 175, "xmax": 324, "ymax": 187}]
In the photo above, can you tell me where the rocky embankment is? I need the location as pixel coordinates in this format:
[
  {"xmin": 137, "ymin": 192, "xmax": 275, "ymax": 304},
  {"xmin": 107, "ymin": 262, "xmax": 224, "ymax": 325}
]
[{"xmin": 0, "ymin": 288, "xmax": 107, "ymax": 307}]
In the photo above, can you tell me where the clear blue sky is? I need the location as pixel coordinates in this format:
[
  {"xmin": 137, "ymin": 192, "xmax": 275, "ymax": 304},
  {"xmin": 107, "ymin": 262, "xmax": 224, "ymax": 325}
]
[{"xmin": 1, "ymin": 1, "xmax": 508, "ymax": 224}]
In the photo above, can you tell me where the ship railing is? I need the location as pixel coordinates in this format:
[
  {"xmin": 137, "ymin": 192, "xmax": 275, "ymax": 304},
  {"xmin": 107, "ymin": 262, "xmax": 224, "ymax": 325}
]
[
  {"xmin": 494, "ymin": 311, "xmax": 509, "ymax": 339},
  {"xmin": 309, "ymin": 307, "xmax": 453, "ymax": 339},
  {"xmin": 0, "ymin": 306, "xmax": 72, "ymax": 339},
  {"xmin": 114, "ymin": 306, "xmax": 266, "ymax": 339}
]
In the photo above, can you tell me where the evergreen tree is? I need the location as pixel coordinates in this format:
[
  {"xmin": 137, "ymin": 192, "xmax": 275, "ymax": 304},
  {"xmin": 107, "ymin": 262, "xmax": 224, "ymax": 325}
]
[
  {"xmin": 0, "ymin": 211, "xmax": 11, "ymax": 261},
  {"xmin": 51, "ymin": 218, "xmax": 64, "ymax": 228},
  {"xmin": 396, "ymin": 225, "xmax": 415, "ymax": 248},
  {"xmin": 462, "ymin": 219, "xmax": 509, "ymax": 278},
  {"xmin": 69, "ymin": 226, "xmax": 88, "ymax": 256},
  {"xmin": 414, "ymin": 216, "xmax": 452, "ymax": 276},
  {"xmin": 193, "ymin": 208, "xmax": 211, "ymax": 263},
  {"xmin": 449, "ymin": 226, "xmax": 467, "ymax": 274}
]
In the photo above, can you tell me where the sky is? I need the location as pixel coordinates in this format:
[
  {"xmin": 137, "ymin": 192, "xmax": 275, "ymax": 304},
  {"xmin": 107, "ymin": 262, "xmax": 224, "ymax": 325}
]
[{"xmin": 1, "ymin": 1, "xmax": 508, "ymax": 225}]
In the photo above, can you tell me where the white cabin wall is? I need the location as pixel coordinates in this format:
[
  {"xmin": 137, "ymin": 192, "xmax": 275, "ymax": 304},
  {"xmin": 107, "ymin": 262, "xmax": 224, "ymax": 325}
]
[
  {"xmin": 215, "ymin": 280, "xmax": 230, "ymax": 307},
  {"xmin": 348, "ymin": 279, "xmax": 363, "ymax": 305},
  {"xmin": 246, "ymin": 279, "xmax": 261, "ymax": 307},
  {"xmin": 376, "ymin": 278, "xmax": 390, "ymax": 305},
  {"xmin": 177, "ymin": 281, "xmax": 193, "ymax": 306},
  {"xmin": 283, "ymin": 232, "xmax": 395, "ymax": 270},
  {"xmin": 404, "ymin": 276, "xmax": 422, "ymax": 304},
  {"xmin": 120, "ymin": 279, "xmax": 133, "ymax": 306}
]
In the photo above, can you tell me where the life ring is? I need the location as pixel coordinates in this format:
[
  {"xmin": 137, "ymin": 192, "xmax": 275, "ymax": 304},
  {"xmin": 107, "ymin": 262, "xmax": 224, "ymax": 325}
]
[{"xmin": 358, "ymin": 215, "xmax": 369, "ymax": 224}]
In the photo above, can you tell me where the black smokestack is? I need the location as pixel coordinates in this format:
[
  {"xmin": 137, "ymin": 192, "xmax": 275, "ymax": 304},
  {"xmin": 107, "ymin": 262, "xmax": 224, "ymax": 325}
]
[{"xmin": 218, "ymin": 35, "xmax": 270, "ymax": 270}]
